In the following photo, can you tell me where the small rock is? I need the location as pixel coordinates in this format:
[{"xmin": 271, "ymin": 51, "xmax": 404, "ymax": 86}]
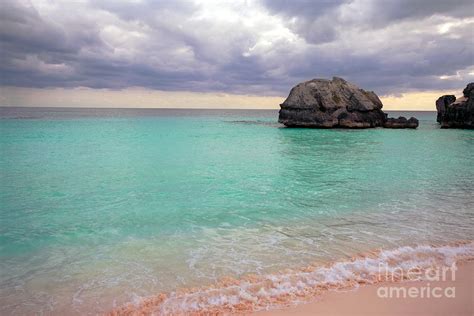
[{"xmin": 383, "ymin": 116, "xmax": 419, "ymax": 129}]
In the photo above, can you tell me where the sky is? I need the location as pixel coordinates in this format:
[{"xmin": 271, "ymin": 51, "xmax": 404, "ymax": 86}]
[{"xmin": 1, "ymin": 0, "xmax": 473, "ymax": 110}]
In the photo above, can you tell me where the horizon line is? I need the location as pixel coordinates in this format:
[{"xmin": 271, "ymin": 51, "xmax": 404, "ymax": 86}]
[{"xmin": 0, "ymin": 105, "xmax": 438, "ymax": 112}]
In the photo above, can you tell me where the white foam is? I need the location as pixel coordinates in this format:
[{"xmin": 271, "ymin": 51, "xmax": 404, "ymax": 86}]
[{"xmin": 116, "ymin": 242, "xmax": 474, "ymax": 315}]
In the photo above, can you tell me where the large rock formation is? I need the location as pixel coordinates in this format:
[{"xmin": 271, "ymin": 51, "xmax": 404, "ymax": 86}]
[
  {"xmin": 436, "ymin": 83, "xmax": 474, "ymax": 128},
  {"xmin": 278, "ymin": 77, "xmax": 418, "ymax": 128}
]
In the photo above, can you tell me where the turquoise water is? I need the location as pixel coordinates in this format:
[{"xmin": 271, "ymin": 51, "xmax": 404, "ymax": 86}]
[{"xmin": 1, "ymin": 108, "xmax": 473, "ymax": 314}]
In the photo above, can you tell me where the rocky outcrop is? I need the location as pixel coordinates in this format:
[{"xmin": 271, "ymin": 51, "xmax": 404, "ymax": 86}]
[
  {"xmin": 436, "ymin": 95, "xmax": 456, "ymax": 123},
  {"xmin": 383, "ymin": 116, "xmax": 419, "ymax": 129},
  {"xmin": 436, "ymin": 83, "xmax": 474, "ymax": 128},
  {"xmin": 278, "ymin": 77, "xmax": 417, "ymax": 129}
]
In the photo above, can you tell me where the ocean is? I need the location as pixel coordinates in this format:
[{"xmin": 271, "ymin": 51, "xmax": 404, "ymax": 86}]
[{"xmin": 1, "ymin": 107, "xmax": 473, "ymax": 314}]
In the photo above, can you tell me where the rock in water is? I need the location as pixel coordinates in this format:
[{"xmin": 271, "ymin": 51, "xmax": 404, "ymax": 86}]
[
  {"xmin": 436, "ymin": 83, "xmax": 474, "ymax": 128},
  {"xmin": 278, "ymin": 77, "xmax": 417, "ymax": 128},
  {"xmin": 383, "ymin": 117, "xmax": 419, "ymax": 129},
  {"xmin": 436, "ymin": 95, "xmax": 456, "ymax": 123}
]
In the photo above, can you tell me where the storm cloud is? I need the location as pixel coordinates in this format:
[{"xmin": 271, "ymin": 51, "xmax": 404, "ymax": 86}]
[{"xmin": 1, "ymin": 0, "xmax": 473, "ymax": 96}]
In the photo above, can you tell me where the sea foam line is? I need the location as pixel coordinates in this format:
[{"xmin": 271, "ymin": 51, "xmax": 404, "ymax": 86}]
[{"xmin": 108, "ymin": 241, "xmax": 474, "ymax": 316}]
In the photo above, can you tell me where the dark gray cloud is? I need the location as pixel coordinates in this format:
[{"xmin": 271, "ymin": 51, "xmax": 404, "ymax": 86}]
[
  {"xmin": 261, "ymin": 0, "xmax": 474, "ymax": 44},
  {"xmin": 261, "ymin": 0, "xmax": 346, "ymax": 18},
  {"xmin": 371, "ymin": 0, "xmax": 474, "ymax": 23},
  {"xmin": 0, "ymin": 0, "xmax": 473, "ymax": 97}
]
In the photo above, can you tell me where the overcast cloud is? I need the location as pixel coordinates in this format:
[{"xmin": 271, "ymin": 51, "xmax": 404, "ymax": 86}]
[{"xmin": 1, "ymin": 0, "xmax": 473, "ymax": 96}]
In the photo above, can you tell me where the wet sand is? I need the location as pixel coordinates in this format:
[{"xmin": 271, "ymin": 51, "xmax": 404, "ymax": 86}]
[
  {"xmin": 108, "ymin": 243, "xmax": 473, "ymax": 315},
  {"xmin": 256, "ymin": 261, "xmax": 474, "ymax": 316}
]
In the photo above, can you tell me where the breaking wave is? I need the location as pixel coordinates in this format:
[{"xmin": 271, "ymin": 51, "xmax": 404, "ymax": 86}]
[{"xmin": 108, "ymin": 241, "xmax": 474, "ymax": 316}]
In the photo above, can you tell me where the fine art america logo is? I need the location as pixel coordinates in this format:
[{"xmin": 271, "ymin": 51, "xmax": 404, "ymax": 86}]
[{"xmin": 377, "ymin": 263, "xmax": 457, "ymax": 299}]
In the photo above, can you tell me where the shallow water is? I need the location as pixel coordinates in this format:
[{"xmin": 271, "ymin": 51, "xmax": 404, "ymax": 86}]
[{"xmin": 1, "ymin": 108, "xmax": 473, "ymax": 314}]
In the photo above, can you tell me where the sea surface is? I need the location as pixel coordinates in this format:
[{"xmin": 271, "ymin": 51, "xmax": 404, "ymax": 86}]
[{"xmin": 1, "ymin": 107, "xmax": 473, "ymax": 314}]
